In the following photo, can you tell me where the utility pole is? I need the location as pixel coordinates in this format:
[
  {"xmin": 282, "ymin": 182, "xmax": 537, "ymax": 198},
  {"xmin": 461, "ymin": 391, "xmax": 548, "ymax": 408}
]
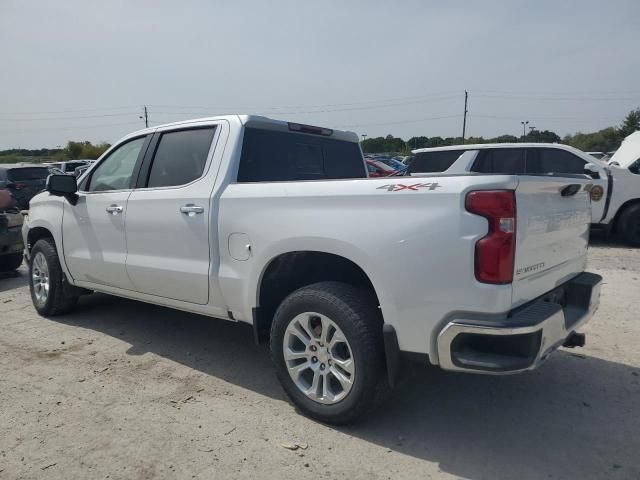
[
  {"xmin": 140, "ymin": 106, "xmax": 148, "ymax": 128},
  {"xmin": 462, "ymin": 90, "xmax": 468, "ymax": 144}
]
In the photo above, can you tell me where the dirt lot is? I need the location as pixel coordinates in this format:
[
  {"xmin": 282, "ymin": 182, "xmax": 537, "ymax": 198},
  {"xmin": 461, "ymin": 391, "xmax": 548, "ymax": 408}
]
[{"xmin": 1, "ymin": 238, "xmax": 639, "ymax": 480}]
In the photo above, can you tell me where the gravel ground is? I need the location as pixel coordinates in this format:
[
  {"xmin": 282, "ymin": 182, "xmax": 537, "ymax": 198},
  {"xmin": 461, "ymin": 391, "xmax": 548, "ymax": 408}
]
[{"xmin": 0, "ymin": 239, "xmax": 638, "ymax": 480}]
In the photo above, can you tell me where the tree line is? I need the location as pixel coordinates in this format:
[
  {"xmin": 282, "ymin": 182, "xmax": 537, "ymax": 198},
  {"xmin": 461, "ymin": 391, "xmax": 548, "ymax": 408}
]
[
  {"xmin": 0, "ymin": 141, "xmax": 111, "ymax": 164},
  {"xmin": 362, "ymin": 108, "xmax": 640, "ymax": 154}
]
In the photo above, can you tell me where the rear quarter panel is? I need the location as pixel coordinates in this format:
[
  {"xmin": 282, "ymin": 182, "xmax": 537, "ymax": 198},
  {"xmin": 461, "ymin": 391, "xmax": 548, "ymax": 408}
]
[{"xmin": 218, "ymin": 175, "xmax": 519, "ymax": 358}]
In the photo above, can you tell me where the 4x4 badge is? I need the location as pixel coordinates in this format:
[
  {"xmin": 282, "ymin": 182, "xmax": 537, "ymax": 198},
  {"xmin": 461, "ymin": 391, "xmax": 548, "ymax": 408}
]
[{"xmin": 376, "ymin": 182, "xmax": 441, "ymax": 192}]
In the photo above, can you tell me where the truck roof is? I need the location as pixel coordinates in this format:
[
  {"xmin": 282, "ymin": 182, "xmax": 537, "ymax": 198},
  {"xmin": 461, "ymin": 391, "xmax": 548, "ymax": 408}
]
[
  {"xmin": 411, "ymin": 142, "xmax": 607, "ymax": 164},
  {"xmin": 412, "ymin": 142, "xmax": 584, "ymax": 153},
  {"xmin": 126, "ymin": 115, "xmax": 360, "ymax": 143}
]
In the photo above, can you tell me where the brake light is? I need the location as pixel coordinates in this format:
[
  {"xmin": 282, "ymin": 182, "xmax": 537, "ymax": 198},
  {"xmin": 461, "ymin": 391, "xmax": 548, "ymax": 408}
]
[
  {"xmin": 13, "ymin": 183, "xmax": 26, "ymax": 190},
  {"xmin": 465, "ymin": 190, "xmax": 516, "ymax": 284},
  {"xmin": 288, "ymin": 122, "xmax": 333, "ymax": 136}
]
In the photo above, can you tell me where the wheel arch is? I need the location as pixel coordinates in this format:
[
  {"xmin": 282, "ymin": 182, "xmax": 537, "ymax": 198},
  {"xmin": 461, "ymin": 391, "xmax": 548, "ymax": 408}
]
[
  {"xmin": 252, "ymin": 248, "xmax": 386, "ymax": 345},
  {"xmin": 26, "ymin": 226, "xmax": 55, "ymax": 252},
  {"xmin": 25, "ymin": 219, "xmax": 74, "ymax": 283},
  {"xmin": 611, "ymin": 198, "xmax": 640, "ymax": 233}
]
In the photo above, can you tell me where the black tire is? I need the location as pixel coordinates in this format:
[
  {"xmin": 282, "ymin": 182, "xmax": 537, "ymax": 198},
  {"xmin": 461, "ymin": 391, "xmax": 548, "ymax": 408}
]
[
  {"xmin": 619, "ymin": 204, "xmax": 640, "ymax": 247},
  {"xmin": 29, "ymin": 238, "xmax": 78, "ymax": 316},
  {"xmin": 270, "ymin": 281, "xmax": 385, "ymax": 425},
  {"xmin": 0, "ymin": 253, "xmax": 23, "ymax": 272}
]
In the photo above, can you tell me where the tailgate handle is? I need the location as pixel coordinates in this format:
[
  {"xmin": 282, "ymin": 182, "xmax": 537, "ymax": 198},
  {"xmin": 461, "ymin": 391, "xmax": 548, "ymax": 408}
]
[{"xmin": 560, "ymin": 184, "xmax": 581, "ymax": 197}]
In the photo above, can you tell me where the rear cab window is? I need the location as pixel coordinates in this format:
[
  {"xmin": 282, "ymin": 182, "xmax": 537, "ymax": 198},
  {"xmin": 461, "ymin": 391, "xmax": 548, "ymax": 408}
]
[{"xmin": 237, "ymin": 126, "xmax": 365, "ymax": 182}]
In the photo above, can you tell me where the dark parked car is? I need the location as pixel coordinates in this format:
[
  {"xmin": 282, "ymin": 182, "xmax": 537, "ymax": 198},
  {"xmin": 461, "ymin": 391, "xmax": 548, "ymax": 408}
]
[
  {"xmin": 0, "ymin": 164, "xmax": 53, "ymax": 210},
  {"xmin": 0, "ymin": 189, "xmax": 23, "ymax": 272}
]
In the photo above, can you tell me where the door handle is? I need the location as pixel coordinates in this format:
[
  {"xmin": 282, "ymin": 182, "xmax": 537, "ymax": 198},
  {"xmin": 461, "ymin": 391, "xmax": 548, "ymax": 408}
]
[
  {"xmin": 180, "ymin": 204, "xmax": 204, "ymax": 216},
  {"xmin": 106, "ymin": 204, "xmax": 123, "ymax": 215}
]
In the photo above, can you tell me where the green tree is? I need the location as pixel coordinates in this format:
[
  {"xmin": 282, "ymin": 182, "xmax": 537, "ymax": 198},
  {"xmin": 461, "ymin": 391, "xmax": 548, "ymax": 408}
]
[
  {"xmin": 618, "ymin": 108, "xmax": 640, "ymax": 138},
  {"xmin": 66, "ymin": 141, "xmax": 84, "ymax": 159},
  {"xmin": 490, "ymin": 134, "xmax": 519, "ymax": 143},
  {"xmin": 407, "ymin": 136, "xmax": 430, "ymax": 149},
  {"xmin": 523, "ymin": 129, "xmax": 561, "ymax": 143},
  {"xmin": 563, "ymin": 127, "xmax": 620, "ymax": 152}
]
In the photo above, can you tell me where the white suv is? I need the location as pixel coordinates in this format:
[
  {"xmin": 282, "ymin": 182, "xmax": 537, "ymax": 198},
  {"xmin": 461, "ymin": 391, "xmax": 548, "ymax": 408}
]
[{"xmin": 409, "ymin": 142, "xmax": 640, "ymax": 245}]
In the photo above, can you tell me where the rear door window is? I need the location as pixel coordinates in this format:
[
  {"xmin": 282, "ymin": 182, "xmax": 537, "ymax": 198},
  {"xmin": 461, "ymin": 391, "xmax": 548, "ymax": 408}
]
[
  {"xmin": 471, "ymin": 149, "xmax": 526, "ymax": 174},
  {"xmin": 146, "ymin": 127, "xmax": 216, "ymax": 188},
  {"xmin": 527, "ymin": 148, "xmax": 586, "ymax": 174},
  {"xmin": 237, "ymin": 127, "xmax": 365, "ymax": 182},
  {"xmin": 408, "ymin": 150, "xmax": 465, "ymax": 173}
]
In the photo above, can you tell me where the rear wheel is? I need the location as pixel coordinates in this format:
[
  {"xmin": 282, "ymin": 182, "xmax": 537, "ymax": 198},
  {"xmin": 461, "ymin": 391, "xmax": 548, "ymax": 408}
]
[
  {"xmin": 29, "ymin": 238, "xmax": 78, "ymax": 316},
  {"xmin": 619, "ymin": 204, "xmax": 640, "ymax": 247},
  {"xmin": 270, "ymin": 281, "xmax": 384, "ymax": 424},
  {"xmin": 0, "ymin": 253, "xmax": 23, "ymax": 272}
]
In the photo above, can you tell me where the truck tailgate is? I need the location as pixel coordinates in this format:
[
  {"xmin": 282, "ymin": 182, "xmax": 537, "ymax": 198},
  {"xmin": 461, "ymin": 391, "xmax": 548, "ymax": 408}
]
[{"xmin": 512, "ymin": 176, "xmax": 591, "ymax": 308}]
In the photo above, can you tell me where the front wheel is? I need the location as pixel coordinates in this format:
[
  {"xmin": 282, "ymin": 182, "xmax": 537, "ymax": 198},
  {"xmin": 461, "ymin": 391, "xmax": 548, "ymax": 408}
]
[
  {"xmin": 270, "ymin": 281, "xmax": 385, "ymax": 424},
  {"xmin": 29, "ymin": 238, "xmax": 78, "ymax": 316}
]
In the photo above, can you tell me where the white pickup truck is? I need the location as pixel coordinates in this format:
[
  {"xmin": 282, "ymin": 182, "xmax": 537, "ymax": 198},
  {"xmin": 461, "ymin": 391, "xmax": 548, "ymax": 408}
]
[{"xmin": 23, "ymin": 115, "xmax": 602, "ymax": 423}]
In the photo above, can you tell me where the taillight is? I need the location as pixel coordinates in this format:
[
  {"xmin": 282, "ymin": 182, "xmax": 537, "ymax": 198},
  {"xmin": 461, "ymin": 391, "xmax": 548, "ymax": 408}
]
[{"xmin": 465, "ymin": 190, "xmax": 516, "ymax": 284}]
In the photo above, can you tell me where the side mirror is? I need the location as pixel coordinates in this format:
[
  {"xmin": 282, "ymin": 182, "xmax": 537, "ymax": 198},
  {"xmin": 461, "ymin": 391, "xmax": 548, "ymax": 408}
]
[
  {"xmin": 46, "ymin": 174, "xmax": 78, "ymax": 204},
  {"xmin": 583, "ymin": 163, "xmax": 601, "ymax": 179}
]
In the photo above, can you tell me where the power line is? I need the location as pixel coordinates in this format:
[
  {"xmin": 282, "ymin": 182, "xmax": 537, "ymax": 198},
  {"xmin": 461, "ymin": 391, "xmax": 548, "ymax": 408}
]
[
  {"xmin": 0, "ymin": 92, "xmax": 459, "ymax": 118},
  {"xmin": 475, "ymin": 89, "xmax": 640, "ymax": 96},
  {"xmin": 0, "ymin": 94, "xmax": 459, "ymax": 122},
  {"xmin": 3, "ymin": 89, "xmax": 639, "ymax": 117},
  {"xmin": 0, "ymin": 105, "xmax": 139, "ymax": 116},
  {"xmin": 471, "ymin": 113, "xmax": 618, "ymax": 122},
  {"xmin": 0, "ymin": 111, "xmax": 139, "ymax": 122},
  {"xmin": 147, "ymin": 92, "xmax": 460, "ymax": 112},
  {"xmin": 2, "ymin": 121, "xmax": 144, "ymax": 134},
  {"xmin": 335, "ymin": 114, "xmax": 460, "ymax": 129},
  {"xmin": 148, "ymin": 95, "xmax": 461, "ymax": 117},
  {"xmin": 474, "ymin": 93, "xmax": 640, "ymax": 101}
]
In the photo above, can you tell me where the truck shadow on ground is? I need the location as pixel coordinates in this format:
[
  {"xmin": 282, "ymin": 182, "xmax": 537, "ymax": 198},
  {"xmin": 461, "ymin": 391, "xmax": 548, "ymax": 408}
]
[
  {"xmin": 589, "ymin": 231, "xmax": 635, "ymax": 249},
  {"xmin": 47, "ymin": 293, "xmax": 639, "ymax": 479},
  {"xmin": 0, "ymin": 268, "xmax": 27, "ymax": 293}
]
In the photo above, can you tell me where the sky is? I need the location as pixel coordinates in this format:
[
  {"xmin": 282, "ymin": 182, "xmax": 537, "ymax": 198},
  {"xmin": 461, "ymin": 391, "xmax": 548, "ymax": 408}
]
[{"xmin": 1, "ymin": 0, "xmax": 639, "ymax": 149}]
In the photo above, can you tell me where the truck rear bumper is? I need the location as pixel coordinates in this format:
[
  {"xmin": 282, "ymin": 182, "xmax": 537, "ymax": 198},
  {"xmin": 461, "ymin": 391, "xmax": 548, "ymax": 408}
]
[{"xmin": 436, "ymin": 272, "xmax": 602, "ymax": 374}]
